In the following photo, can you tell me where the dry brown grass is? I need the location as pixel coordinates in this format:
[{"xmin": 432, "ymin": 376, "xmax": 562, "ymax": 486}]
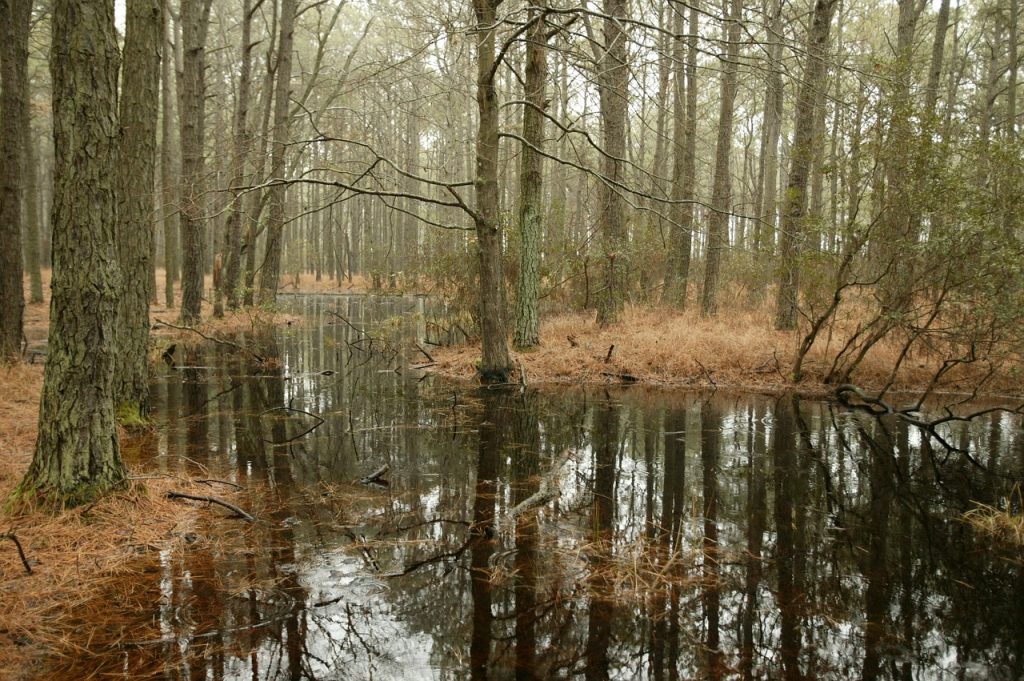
[
  {"xmin": 963, "ymin": 488, "xmax": 1024, "ymax": 550},
  {"xmin": 429, "ymin": 303, "xmax": 1022, "ymax": 395}
]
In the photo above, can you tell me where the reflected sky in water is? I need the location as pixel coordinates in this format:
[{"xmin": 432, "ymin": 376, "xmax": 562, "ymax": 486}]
[{"xmin": 52, "ymin": 295, "xmax": 1024, "ymax": 680}]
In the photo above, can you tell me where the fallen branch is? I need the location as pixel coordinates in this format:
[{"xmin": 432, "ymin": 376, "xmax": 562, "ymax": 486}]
[
  {"xmin": 166, "ymin": 491, "xmax": 255, "ymax": 522},
  {"xmin": 508, "ymin": 448, "xmax": 575, "ymax": 520},
  {"xmin": 359, "ymin": 464, "xmax": 390, "ymax": 486},
  {"xmin": 414, "ymin": 343, "xmax": 435, "ymax": 363},
  {"xmin": 154, "ymin": 318, "xmax": 265, "ymax": 362},
  {"xmin": 3, "ymin": 532, "xmax": 32, "ymax": 574},
  {"xmin": 260, "ymin": 406, "xmax": 326, "ymax": 444}
]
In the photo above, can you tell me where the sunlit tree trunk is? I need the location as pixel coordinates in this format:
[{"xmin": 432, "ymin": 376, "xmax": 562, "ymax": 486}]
[
  {"xmin": 774, "ymin": 0, "xmax": 838, "ymax": 330},
  {"xmin": 513, "ymin": 2, "xmax": 548, "ymax": 350},
  {"xmin": 17, "ymin": 0, "xmax": 126, "ymax": 505},
  {"xmin": 700, "ymin": 0, "xmax": 742, "ymax": 318},
  {"xmin": 258, "ymin": 0, "xmax": 296, "ymax": 305},
  {"xmin": 472, "ymin": 0, "xmax": 512, "ymax": 382},
  {"xmin": 114, "ymin": 0, "xmax": 163, "ymax": 414},
  {"xmin": 0, "ymin": 0, "xmax": 30, "ymax": 360}
]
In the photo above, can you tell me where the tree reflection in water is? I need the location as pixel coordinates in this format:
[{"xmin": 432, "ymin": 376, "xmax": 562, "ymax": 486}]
[{"xmin": 50, "ymin": 295, "xmax": 1024, "ymax": 680}]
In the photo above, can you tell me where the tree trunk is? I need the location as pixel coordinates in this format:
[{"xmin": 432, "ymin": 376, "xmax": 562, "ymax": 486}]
[
  {"xmin": 595, "ymin": 0, "xmax": 630, "ymax": 326},
  {"xmin": 0, "ymin": 0, "xmax": 30, "ymax": 360},
  {"xmin": 177, "ymin": 0, "xmax": 212, "ymax": 324},
  {"xmin": 23, "ymin": 80, "xmax": 44, "ymax": 305},
  {"xmin": 258, "ymin": 0, "xmax": 297, "ymax": 305},
  {"xmin": 221, "ymin": 0, "xmax": 256, "ymax": 311},
  {"xmin": 662, "ymin": 0, "xmax": 698, "ymax": 307},
  {"xmin": 774, "ymin": 0, "xmax": 839, "ymax": 330},
  {"xmin": 700, "ymin": 0, "xmax": 743, "ymax": 317},
  {"xmin": 114, "ymin": 0, "xmax": 163, "ymax": 414},
  {"xmin": 18, "ymin": 0, "xmax": 126, "ymax": 505},
  {"xmin": 472, "ymin": 0, "xmax": 512, "ymax": 382},
  {"xmin": 513, "ymin": 3, "xmax": 548, "ymax": 349},
  {"xmin": 161, "ymin": 8, "xmax": 178, "ymax": 308}
]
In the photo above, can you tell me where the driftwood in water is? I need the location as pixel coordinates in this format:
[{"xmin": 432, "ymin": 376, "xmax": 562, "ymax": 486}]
[
  {"xmin": 508, "ymin": 448, "xmax": 575, "ymax": 519},
  {"xmin": 166, "ymin": 491, "xmax": 255, "ymax": 522},
  {"xmin": 360, "ymin": 464, "xmax": 390, "ymax": 487}
]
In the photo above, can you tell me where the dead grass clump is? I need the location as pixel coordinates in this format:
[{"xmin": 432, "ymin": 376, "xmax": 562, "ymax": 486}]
[{"xmin": 963, "ymin": 489, "xmax": 1024, "ymax": 549}]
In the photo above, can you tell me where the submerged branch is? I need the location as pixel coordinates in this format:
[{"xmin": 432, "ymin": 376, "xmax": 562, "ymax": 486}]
[
  {"xmin": 166, "ymin": 491, "xmax": 255, "ymax": 522},
  {"xmin": 153, "ymin": 318, "xmax": 265, "ymax": 362}
]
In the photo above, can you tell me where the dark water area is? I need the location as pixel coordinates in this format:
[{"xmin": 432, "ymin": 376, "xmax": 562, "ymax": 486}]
[{"xmin": 56, "ymin": 295, "xmax": 1024, "ymax": 680}]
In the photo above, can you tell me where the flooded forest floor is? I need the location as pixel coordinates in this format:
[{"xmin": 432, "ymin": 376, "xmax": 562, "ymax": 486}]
[{"xmin": 2, "ymin": 274, "xmax": 1023, "ymax": 679}]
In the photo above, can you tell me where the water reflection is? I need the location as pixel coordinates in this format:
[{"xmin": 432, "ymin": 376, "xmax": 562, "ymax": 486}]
[{"xmin": 51, "ymin": 295, "xmax": 1024, "ymax": 680}]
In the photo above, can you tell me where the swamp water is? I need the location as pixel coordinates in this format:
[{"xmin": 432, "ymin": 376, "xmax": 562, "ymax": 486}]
[{"xmin": 53, "ymin": 295, "xmax": 1023, "ymax": 680}]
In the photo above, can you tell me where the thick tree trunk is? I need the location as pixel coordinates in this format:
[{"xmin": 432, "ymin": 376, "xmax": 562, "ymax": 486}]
[
  {"xmin": 513, "ymin": 3, "xmax": 548, "ymax": 350},
  {"xmin": 472, "ymin": 0, "xmax": 512, "ymax": 383},
  {"xmin": 114, "ymin": 0, "xmax": 163, "ymax": 414},
  {"xmin": 258, "ymin": 0, "xmax": 297, "ymax": 306},
  {"xmin": 595, "ymin": 0, "xmax": 630, "ymax": 326},
  {"xmin": 0, "ymin": 0, "xmax": 30, "ymax": 360},
  {"xmin": 177, "ymin": 0, "xmax": 212, "ymax": 324},
  {"xmin": 774, "ymin": 0, "xmax": 839, "ymax": 330},
  {"xmin": 18, "ymin": 0, "xmax": 126, "ymax": 505},
  {"xmin": 700, "ymin": 0, "xmax": 742, "ymax": 318}
]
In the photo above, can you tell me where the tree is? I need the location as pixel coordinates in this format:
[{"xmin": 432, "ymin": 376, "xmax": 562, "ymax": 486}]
[
  {"xmin": 161, "ymin": 8, "xmax": 179, "ymax": 309},
  {"xmin": 0, "ymin": 0, "xmax": 30, "ymax": 361},
  {"xmin": 774, "ymin": 0, "xmax": 839, "ymax": 330},
  {"xmin": 594, "ymin": 0, "xmax": 630, "ymax": 326},
  {"xmin": 220, "ymin": 0, "xmax": 260, "ymax": 311},
  {"xmin": 513, "ymin": 1, "xmax": 549, "ymax": 349},
  {"xmin": 472, "ymin": 0, "xmax": 513, "ymax": 382},
  {"xmin": 114, "ymin": 0, "xmax": 164, "ymax": 414},
  {"xmin": 16, "ymin": 0, "xmax": 126, "ymax": 505},
  {"xmin": 258, "ymin": 0, "xmax": 297, "ymax": 305},
  {"xmin": 177, "ymin": 0, "xmax": 213, "ymax": 324},
  {"xmin": 700, "ymin": 0, "xmax": 743, "ymax": 317}
]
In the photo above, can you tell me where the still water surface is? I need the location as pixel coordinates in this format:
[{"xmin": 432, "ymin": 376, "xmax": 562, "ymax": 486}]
[{"xmin": 58, "ymin": 295, "xmax": 1024, "ymax": 679}]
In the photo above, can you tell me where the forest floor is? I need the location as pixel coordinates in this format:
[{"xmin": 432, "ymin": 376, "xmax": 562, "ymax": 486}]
[{"xmin": 426, "ymin": 303, "xmax": 1024, "ymax": 401}]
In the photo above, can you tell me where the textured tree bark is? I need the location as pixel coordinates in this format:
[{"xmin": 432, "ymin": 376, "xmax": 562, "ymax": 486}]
[
  {"xmin": 114, "ymin": 0, "xmax": 163, "ymax": 415},
  {"xmin": 0, "ymin": 0, "xmax": 30, "ymax": 360},
  {"xmin": 177, "ymin": 0, "xmax": 212, "ymax": 324},
  {"xmin": 18, "ymin": 0, "xmax": 126, "ymax": 505},
  {"xmin": 774, "ymin": 0, "xmax": 838, "ymax": 330},
  {"xmin": 258, "ymin": 0, "xmax": 297, "ymax": 306},
  {"xmin": 700, "ymin": 0, "xmax": 742, "ymax": 318},
  {"xmin": 595, "ymin": 0, "xmax": 629, "ymax": 327},
  {"xmin": 472, "ymin": 0, "xmax": 512, "ymax": 383},
  {"xmin": 513, "ymin": 3, "xmax": 548, "ymax": 350}
]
